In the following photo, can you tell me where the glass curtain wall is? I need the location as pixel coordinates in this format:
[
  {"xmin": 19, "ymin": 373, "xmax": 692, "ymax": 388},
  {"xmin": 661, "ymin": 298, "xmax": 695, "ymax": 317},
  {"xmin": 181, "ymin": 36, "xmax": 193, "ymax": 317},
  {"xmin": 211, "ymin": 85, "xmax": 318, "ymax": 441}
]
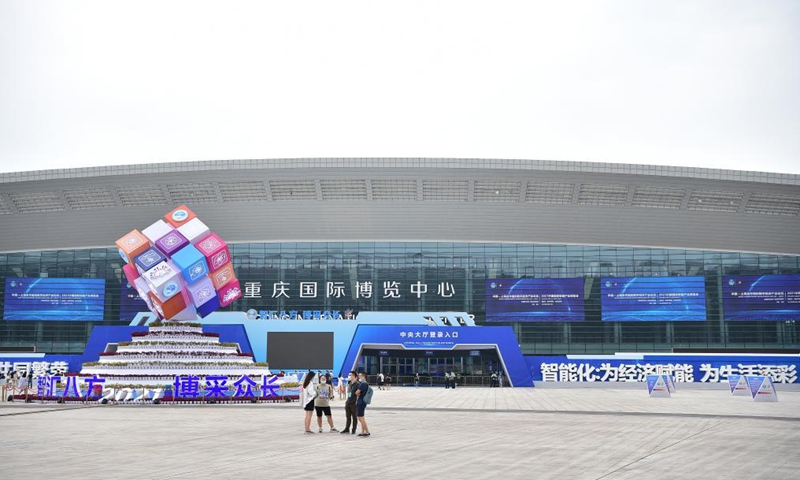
[{"xmin": 0, "ymin": 243, "xmax": 798, "ymax": 354}]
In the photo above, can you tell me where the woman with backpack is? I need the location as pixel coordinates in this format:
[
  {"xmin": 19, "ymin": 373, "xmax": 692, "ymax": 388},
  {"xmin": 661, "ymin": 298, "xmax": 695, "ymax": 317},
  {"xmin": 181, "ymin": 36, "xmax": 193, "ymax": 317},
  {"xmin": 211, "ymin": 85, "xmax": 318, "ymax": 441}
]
[{"xmin": 301, "ymin": 371, "xmax": 317, "ymax": 434}]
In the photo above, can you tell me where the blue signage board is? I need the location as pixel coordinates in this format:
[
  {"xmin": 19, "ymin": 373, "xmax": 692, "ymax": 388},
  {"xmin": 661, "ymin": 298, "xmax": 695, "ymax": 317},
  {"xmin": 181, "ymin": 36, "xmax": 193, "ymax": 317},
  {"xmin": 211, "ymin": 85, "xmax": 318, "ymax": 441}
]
[
  {"xmin": 722, "ymin": 274, "xmax": 800, "ymax": 321},
  {"xmin": 486, "ymin": 278, "xmax": 585, "ymax": 322},
  {"xmin": 601, "ymin": 276, "xmax": 707, "ymax": 322},
  {"xmin": 3, "ymin": 277, "xmax": 106, "ymax": 321},
  {"xmin": 532, "ymin": 354, "xmax": 799, "ymax": 384}
]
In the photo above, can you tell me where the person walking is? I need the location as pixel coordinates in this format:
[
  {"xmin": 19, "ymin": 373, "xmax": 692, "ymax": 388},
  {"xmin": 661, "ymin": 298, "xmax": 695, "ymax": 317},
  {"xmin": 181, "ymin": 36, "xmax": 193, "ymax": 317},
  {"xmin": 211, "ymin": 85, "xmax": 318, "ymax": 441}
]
[
  {"xmin": 377, "ymin": 372, "xmax": 385, "ymax": 390},
  {"xmin": 340, "ymin": 371, "xmax": 359, "ymax": 435},
  {"xmin": 355, "ymin": 371, "xmax": 371, "ymax": 437},
  {"xmin": 414, "ymin": 372, "xmax": 420, "ymax": 388},
  {"xmin": 301, "ymin": 371, "xmax": 317, "ymax": 434},
  {"xmin": 314, "ymin": 374, "xmax": 339, "ymax": 433}
]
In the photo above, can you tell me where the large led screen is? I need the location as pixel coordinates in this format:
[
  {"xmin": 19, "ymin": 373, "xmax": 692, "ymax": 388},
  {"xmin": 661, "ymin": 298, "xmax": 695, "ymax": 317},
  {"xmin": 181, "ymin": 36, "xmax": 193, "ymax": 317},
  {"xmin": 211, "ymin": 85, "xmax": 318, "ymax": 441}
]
[
  {"xmin": 601, "ymin": 276, "xmax": 706, "ymax": 322},
  {"xmin": 486, "ymin": 278, "xmax": 585, "ymax": 322},
  {"xmin": 723, "ymin": 274, "xmax": 800, "ymax": 321},
  {"xmin": 4, "ymin": 277, "xmax": 106, "ymax": 321}
]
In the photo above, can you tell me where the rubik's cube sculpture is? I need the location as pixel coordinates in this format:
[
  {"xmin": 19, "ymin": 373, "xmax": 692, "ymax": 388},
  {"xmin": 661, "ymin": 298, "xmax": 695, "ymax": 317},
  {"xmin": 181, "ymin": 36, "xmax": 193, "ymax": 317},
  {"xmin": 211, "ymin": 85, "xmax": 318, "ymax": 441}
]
[{"xmin": 116, "ymin": 205, "xmax": 242, "ymax": 321}]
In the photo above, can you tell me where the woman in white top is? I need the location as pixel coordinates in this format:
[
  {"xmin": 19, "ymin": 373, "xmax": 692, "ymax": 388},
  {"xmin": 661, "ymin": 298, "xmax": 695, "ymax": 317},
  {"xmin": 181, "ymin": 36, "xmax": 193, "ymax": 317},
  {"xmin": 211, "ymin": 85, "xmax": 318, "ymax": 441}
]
[{"xmin": 301, "ymin": 372, "xmax": 317, "ymax": 434}]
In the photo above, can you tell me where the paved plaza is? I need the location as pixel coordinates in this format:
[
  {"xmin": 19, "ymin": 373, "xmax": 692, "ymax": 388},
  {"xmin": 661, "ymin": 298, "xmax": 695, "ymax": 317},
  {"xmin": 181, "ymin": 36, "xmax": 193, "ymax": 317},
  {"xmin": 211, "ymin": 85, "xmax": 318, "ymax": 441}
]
[{"xmin": 2, "ymin": 386, "xmax": 799, "ymax": 480}]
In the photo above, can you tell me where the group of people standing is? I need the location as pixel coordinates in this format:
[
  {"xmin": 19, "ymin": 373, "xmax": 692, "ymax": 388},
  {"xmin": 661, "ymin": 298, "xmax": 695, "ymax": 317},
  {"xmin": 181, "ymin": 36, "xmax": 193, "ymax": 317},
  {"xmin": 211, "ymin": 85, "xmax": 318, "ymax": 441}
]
[
  {"xmin": 301, "ymin": 371, "xmax": 371, "ymax": 437},
  {"xmin": 376, "ymin": 372, "xmax": 392, "ymax": 390},
  {"xmin": 0, "ymin": 371, "xmax": 29, "ymax": 401},
  {"xmin": 444, "ymin": 371, "xmax": 458, "ymax": 389}
]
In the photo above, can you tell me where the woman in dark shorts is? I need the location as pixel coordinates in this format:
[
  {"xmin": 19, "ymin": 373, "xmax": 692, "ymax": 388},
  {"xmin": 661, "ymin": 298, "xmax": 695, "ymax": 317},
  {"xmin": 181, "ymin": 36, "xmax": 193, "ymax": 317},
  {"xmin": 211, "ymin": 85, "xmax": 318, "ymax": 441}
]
[
  {"xmin": 314, "ymin": 375, "xmax": 339, "ymax": 433},
  {"xmin": 302, "ymin": 371, "xmax": 317, "ymax": 434}
]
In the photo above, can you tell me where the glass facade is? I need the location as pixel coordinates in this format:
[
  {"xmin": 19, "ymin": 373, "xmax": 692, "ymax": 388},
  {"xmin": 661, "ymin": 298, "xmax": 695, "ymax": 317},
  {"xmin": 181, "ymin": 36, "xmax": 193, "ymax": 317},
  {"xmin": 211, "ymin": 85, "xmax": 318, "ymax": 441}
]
[{"xmin": 1, "ymin": 242, "xmax": 798, "ymax": 354}]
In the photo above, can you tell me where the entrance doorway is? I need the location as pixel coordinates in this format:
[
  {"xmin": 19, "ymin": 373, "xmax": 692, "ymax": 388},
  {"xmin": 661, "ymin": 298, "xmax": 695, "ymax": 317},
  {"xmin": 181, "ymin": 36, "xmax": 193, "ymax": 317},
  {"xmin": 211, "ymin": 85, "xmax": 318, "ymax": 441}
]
[{"xmin": 356, "ymin": 347, "xmax": 507, "ymax": 387}]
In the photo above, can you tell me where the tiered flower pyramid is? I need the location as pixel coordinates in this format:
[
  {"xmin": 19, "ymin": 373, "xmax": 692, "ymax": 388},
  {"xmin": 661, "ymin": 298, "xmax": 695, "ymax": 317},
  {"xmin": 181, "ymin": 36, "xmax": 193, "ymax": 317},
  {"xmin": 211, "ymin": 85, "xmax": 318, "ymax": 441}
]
[
  {"xmin": 80, "ymin": 321, "xmax": 272, "ymax": 383},
  {"xmin": 116, "ymin": 205, "xmax": 242, "ymax": 320}
]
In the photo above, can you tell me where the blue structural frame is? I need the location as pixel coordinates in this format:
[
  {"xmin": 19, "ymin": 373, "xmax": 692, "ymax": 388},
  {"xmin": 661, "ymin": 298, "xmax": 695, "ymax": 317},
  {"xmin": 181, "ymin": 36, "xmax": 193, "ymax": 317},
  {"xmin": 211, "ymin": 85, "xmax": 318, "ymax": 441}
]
[
  {"xmin": 3, "ymin": 310, "xmax": 796, "ymax": 386},
  {"xmin": 340, "ymin": 324, "xmax": 533, "ymax": 386}
]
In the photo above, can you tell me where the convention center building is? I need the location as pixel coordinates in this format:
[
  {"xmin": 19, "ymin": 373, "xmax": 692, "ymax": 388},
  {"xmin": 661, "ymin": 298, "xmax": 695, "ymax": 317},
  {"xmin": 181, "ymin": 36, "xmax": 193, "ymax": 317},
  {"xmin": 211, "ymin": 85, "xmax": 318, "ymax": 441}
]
[{"xmin": 0, "ymin": 158, "xmax": 798, "ymax": 384}]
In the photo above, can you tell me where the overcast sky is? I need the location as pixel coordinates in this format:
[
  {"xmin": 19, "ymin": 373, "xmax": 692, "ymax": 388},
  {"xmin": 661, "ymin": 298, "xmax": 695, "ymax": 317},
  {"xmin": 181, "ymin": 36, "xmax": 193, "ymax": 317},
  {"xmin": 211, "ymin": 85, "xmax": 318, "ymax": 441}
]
[{"xmin": 1, "ymin": 1, "xmax": 798, "ymax": 175}]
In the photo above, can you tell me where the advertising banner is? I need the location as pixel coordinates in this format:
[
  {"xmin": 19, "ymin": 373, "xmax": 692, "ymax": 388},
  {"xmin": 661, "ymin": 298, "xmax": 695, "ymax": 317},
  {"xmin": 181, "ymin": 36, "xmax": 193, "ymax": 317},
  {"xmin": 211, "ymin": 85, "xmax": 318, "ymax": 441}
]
[
  {"xmin": 601, "ymin": 276, "xmax": 707, "ymax": 321},
  {"xmin": 486, "ymin": 278, "xmax": 585, "ymax": 322},
  {"xmin": 722, "ymin": 274, "xmax": 800, "ymax": 321},
  {"xmin": 4, "ymin": 278, "xmax": 106, "ymax": 321}
]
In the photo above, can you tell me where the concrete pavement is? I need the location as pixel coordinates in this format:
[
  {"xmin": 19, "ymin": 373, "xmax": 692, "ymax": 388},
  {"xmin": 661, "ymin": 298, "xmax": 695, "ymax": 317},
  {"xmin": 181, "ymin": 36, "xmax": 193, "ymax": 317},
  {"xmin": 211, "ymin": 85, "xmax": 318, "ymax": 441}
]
[{"xmin": 1, "ymin": 386, "xmax": 798, "ymax": 479}]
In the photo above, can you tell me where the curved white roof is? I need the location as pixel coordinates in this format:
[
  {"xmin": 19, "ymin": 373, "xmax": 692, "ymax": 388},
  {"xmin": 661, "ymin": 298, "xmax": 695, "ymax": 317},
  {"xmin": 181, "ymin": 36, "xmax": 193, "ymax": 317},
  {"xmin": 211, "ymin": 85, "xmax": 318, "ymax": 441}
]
[{"xmin": 0, "ymin": 158, "xmax": 798, "ymax": 255}]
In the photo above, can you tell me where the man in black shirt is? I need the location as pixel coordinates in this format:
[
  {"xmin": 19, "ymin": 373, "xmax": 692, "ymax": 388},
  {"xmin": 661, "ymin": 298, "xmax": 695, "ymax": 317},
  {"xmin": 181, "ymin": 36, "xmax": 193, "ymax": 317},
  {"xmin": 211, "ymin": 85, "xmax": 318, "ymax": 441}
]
[{"xmin": 340, "ymin": 371, "xmax": 359, "ymax": 435}]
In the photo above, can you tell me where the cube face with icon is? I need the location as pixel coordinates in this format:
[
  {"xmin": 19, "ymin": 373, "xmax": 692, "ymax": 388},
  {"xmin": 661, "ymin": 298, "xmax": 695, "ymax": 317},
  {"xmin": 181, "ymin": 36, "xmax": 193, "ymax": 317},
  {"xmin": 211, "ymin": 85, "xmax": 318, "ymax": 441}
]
[
  {"xmin": 115, "ymin": 206, "xmax": 238, "ymax": 321},
  {"xmin": 133, "ymin": 247, "xmax": 167, "ymax": 275},
  {"xmin": 196, "ymin": 233, "xmax": 231, "ymax": 272},
  {"xmin": 155, "ymin": 230, "xmax": 189, "ymax": 257},
  {"xmin": 141, "ymin": 220, "xmax": 174, "ymax": 244},
  {"xmin": 186, "ymin": 276, "xmax": 217, "ymax": 307},
  {"xmin": 164, "ymin": 204, "xmax": 196, "ymax": 228},
  {"xmin": 177, "ymin": 218, "xmax": 211, "ymax": 245},
  {"xmin": 116, "ymin": 230, "xmax": 150, "ymax": 264},
  {"xmin": 141, "ymin": 261, "xmax": 182, "ymax": 302},
  {"xmin": 209, "ymin": 263, "xmax": 236, "ymax": 290},
  {"xmin": 170, "ymin": 244, "xmax": 209, "ymax": 285},
  {"xmin": 218, "ymin": 280, "xmax": 243, "ymax": 307}
]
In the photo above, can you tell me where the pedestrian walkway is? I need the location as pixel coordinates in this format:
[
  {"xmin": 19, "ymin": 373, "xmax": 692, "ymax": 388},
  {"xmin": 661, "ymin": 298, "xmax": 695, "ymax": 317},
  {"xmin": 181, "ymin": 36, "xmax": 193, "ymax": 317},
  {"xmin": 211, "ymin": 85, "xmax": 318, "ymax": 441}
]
[{"xmin": 1, "ymin": 387, "xmax": 798, "ymax": 479}]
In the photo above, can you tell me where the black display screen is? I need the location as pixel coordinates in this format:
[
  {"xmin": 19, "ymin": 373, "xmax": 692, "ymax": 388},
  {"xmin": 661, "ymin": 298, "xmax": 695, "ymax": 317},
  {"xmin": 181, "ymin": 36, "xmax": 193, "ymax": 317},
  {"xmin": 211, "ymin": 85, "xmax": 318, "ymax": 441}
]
[{"xmin": 267, "ymin": 332, "xmax": 334, "ymax": 370}]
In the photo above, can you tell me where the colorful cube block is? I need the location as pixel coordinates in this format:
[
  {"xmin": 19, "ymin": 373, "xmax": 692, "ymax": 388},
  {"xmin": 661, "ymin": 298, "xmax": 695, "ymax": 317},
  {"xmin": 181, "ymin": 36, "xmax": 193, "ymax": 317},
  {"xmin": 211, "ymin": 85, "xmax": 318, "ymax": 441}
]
[
  {"xmin": 115, "ymin": 230, "xmax": 150, "ymax": 264},
  {"xmin": 133, "ymin": 277, "xmax": 153, "ymax": 308},
  {"xmin": 171, "ymin": 303, "xmax": 198, "ymax": 321},
  {"xmin": 170, "ymin": 244, "xmax": 209, "ymax": 284},
  {"xmin": 141, "ymin": 219, "xmax": 174, "ymax": 244},
  {"xmin": 209, "ymin": 262, "xmax": 236, "ymax": 290},
  {"xmin": 196, "ymin": 233, "xmax": 231, "ymax": 272},
  {"xmin": 186, "ymin": 276, "xmax": 217, "ymax": 307},
  {"xmin": 133, "ymin": 247, "xmax": 167, "ymax": 275},
  {"xmin": 155, "ymin": 230, "xmax": 189, "ymax": 257},
  {"xmin": 164, "ymin": 204, "xmax": 196, "ymax": 228},
  {"xmin": 196, "ymin": 294, "xmax": 220, "ymax": 318},
  {"xmin": 149, "ymin": 290, "xmax": 188, "ymax": 320},
  {"xmin": 141, "ymin": 261, "xmax": 182, "ymax": 301},
  {"xmin": 177, "ymin": 218, "xmax": 211, "ymax": 245},
  {"xmin": 118, "ymin": 205, "xmax": 236, "ymax": 322},
  {"xmin": 122, "ymin": 263, "xmax": 140, "ymax": 287},
  {"xmin": 217, "ymin": 279, "xmax": 242, "ymax": 307}
]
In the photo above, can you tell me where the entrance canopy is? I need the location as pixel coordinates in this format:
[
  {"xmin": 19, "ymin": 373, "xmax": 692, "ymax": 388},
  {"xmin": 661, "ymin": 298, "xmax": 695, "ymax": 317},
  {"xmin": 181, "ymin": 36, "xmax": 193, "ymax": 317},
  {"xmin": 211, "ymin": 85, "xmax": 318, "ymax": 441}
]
[{"xmin": 342, "ymin": 325, "xmax": 533, "ymax": 387}]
